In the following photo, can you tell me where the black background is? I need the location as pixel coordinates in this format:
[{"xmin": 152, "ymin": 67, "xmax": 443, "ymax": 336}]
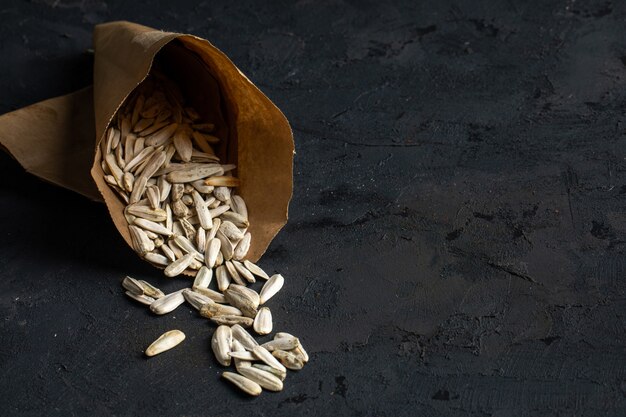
[{"xmin": 1, "ymin": 0, "xmax": 626, "ymax": 416}]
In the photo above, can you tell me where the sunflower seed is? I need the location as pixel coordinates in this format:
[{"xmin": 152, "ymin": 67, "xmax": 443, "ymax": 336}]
[
  {"xmin": 229, "ymin": 195, "xmax": 248, "ymax": 219},
  {"xmin": 133, "ymin": 218, "xmax": 173, "ymax": 237},
  {"xmin": 129, "ymin": 225, "xmax": 154, "ymax": 255},
  {"xmin": 161, "ymin": 244, "xmax": 176, "ymax": 262},
  {"xmin": 238, "ymin": 366, "xmax": 283, "ymax": 392},
  {"xmin": 275, "ymin": 332, "xmax": 309, "ymax": 361},
  {"xmin": 138, "ymin": 280, "xmax": 165, "ymax": 299},
  {"xmin": 252, "ymin": 346, "xmax": 287, "ymax": 373},
  {"xmin": 171, "ymin": 199, "xmax": 189, "ymax": 218},
  {"xmin": 124, "ymin": 146, "xmax": 154, "ymax": 173},
  {"xmin": 231, "ymin": 324, "xmax": 259, "ymax": 351},
  {"xmin": 215, "ymin": 265, "xmax": 230, "ymax": 292},
  {"xmin": 211, "ymin": 325, "xmax": 232, "ymax": 366},
  {"xmin": 233, "ymin": 232, "xmax": 251, "ymax": 260},
  {"xmin": 122, "ymin": 276, "xmax": 143, "ymax": 295},
  {"xmin": 220, "ymin": 221, "xmax": 244, "ymax": 241},
  {"xmin": 228, "ymin": 350, "xmax": 256, "ymax": 361},
  {"xmin": 210, "ymin": 315, "xmax": 254, "ymax": 327},
  {"xmin": 144, "ymin": 252, "xmax": 169, "ymax": 266},
  {"xmin": 225, "ymin": 260, "xmax": 245, "ymax": 286},
  {"xmin": 192, "ymin": 287, "xmax": 226, "ymax": 303},
  {"xmin": 252, "ymin": 364, "xmax": 286, "ymax": 381},
  {"xmin": 173, "ymin": 129, "xmax": 193, "ymax": 162},
  {"xmin": 243, "ymin": 260, "xmax": 270, "ymax": 280},
  {"xmin": 204, "ymin": 238, "xmax": 221, "ymax": 268},
  {"xmin": 272, "ymin": 349, "xmax": 304, "ymax": 370},
  {"xmin": 209, "ymin": 205, "xmax": 231, "ymax": 218},
  {"xmin": 173, "ymin": 235, "xmax": 202, "ymax": 260},
  {"xmin": 122, "ymin": 172, "xmax": 134, "ymax": 192},
  {"xmin": 191, "ymin": 179, "xmax": 214, "ymax": 194},
  {"xmin": 149, "ymin": 289, "xmax": 185, "ymax": 314},
  {"xmin": 181, "ymin": 194, "xmax": 193, "ymax": 206},
  {"xmin": 219, "ymin": 211, "xmax": 249, "ymax": 228},
  {"xmin": 262, "ymin": 337, "xmax": 299, "ymax": 352},
  {"xmin": 195, "ymin": 227, "xmax": 206, "ymax": 253},
  {"xmin": 163, "ymin": 253, "xmax": 194, "ymax": 277},
  {"xmin": 214, "ymin": 186, "xmax": 231, "ymax": 202},
  {"xmin": 216, "ymin": 230, "xmax": 234, "ymax": 260},
  {"xmin": 168, "ymin": 240, "xmax": 184, "ymax": 259},
  {"xmin": 146, "ymin": 185, "xmax": 160, "ymax": 209},
  {"xmin": 193, "ymin": 266, "xmax": 212, "ymax": 288},
  {"xmin": 199, "ymin": 298, "xmax": 243, "ymax": 317},
  {"xmin": 125, "ymin": 290, "xmax": 155, "ymax": 305},
  {"xmin": 222, "ymin": 372, "xmax": 262, "ymax": 396},
  {"xmin": 166, "ymin": 165, "xmax": 223, "ymax": 183},
  {"xmin": 144, "ymin": 122, "xmax": 178, "ymax": 147},
  {"xmin": 104, "ymin": 153, "xmax": 124, "ymax": 187},
  {"xmin": 183, "ymin": 288, "xmax": 211, "ymax": 310},
  {"xmin": 232, "ymin": 260, "xmax": 256, "ymax": 283},
  {"xmin": 253, "ymin": 307, "xmax": 272, "ymax": 335},
  {"xmin": 231, "ymin": 339, "xmax": 252, "ymax": 372},
  {"xmin": 259, "ymin": 274, "xmax": 284, "ymax": 304},
  {"xmin": 145, "ymin": 330, "xmax": 185, "ymax": 357},
  {"xmin": 224, "ymin": 284, "xmax": 259, "ymax": 317},
  {"xmin": 126, "ymin": 204, "xmax": 167, "ymax": 222},
  {"xmin": 157, "ymin": 175, "xmax": 171, "ymax": 202},
  {"xmin": 193, "ymin": 190, "xmax": 213, "ymax": 229}
]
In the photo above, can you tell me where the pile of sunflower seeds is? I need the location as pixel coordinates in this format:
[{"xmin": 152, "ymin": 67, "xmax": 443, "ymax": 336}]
[{"xmin": 106, "ymin": 71, "xmax": 308, "ymax": 396}]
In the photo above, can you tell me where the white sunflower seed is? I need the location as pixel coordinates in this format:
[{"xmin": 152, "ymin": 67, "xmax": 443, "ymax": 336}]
[
  {"xmin": 222, "ymin": 372, "xmax": 261, "ymax": 397},
  {"xmin": 259, "ymin": 274, "xmax": 285, "ymax": 304},
  {"xmin": 232, "ymin": 260, "xmax": 256, "ymax": 283},
  {"xmin": 238, "ymin": 366, "xmax": 283, "ymax": 392},
  {"xmin": 220, "ymin": 221, "xmax": 244, "ymax": 241},
  {"xmin": 252, "ymin": 345, "xmax": 287, "ymax": 373},
  {"xmin": 252, "ymin": 364, "xmax": 286, "ymax": 381},
  {"xmin": 209, "ymin": 205, "xmax": 231, "ymax": 218},
  {"xmin": 129, "ymin": 225, "xmax": 154, "ymax": 255},
  {"xmin": 229, "ymin": 195, "xmax": 248, "ymax": 219},
  {"xmin": 233, "ymin": 232, "xmax": 251, "ymax": 261},
  {"xmin": 205, "ymin": 238, "xmax": 221, "ymax": 268},
  {"xmin": 231, "ymin": 324, "xmax": 259, "ymax": 351},
  {"xmin": 243, "ymin": 260, "xmax": 270, "ymax": 280},
  {"xmin": 228, "ymin": 350, "xmax": 256, "ymax": 361},
  {"xmin": 210, "ymin": 315, "xmax": 254, "ymax": 327},
  {"xmin": 193, "ymin": 266, "xmax": 212, "ymax": 288},
  {"xmin": 144, "ymin": 252, "xmax": 169, "ymax": 266},
  {"xmin": 262, "ymin": 337, "xmax": 299, "ymax": 352},
  {"xmin": 145, "ymin": 330, "xmax": 185, "ymax": 357},
  {"xmin": 272, "ymin": 349, "xmax": 305, "ymax": 370},
  {"xmin": 224, "ymin": 284, "xmax": 259, "ymax": 317},
  {"xmin": 183, "ymin": 288, "xmax": 211, "ymax": 310},
  {"xmin": 133, "ymin": 218, "xmax": 173, "ymax": 237},
  {"xmin": 122, "ymin": 276, "xmax": 143, "ymax": 295},
  {"xmin": 125, "ymin": 291, "xmax": 155, "ymax": 306},
  {"xmin": 193, "ymin": 190, "xmax": 213, "ymax": 229},
  {"xmin": 166, "ymin": 165, "xmax": 223, "ymax": 183},
  {"xmin": 199, "ymin": 299, "xmax": 243, "ymax": 318},
  {"xmin": 219, "ymin": 211, "xmax": 249, "ymax": 228},
  {"xmin": 149, "ymin": 289, "xmax": 185, "ymax": 314},
  {"xmin": 206, "ymin": 218, "xmax": 221, "ymax": 240},
  {"xmin": 216, "ymin": 230, "xmax": 234, "ymax": 260},
  {"xmin": 214, "ymin": 186, "xmax": 231, "ymax": 202},
  {"xmin": 195, "ymin": 227, "xmax": 206, "ymax": 254},
  {"xmin": 253, "ymin": 307, "xmax": 272, "ymax": 335},
  {"xmin": 144, "ymin": 122, "xmax": 178, "ymax": 147},
  {"xmin": 192, "ymin": 287, "xmax": 226, "ymax": 303},
  {"xmin": 215, "ymin": 265, "xmax": 231, "ymax": 292},
  {"xmin": 163, "ymin": 253, "xmax": 194, "ymax": 277},
  {"xmin": 137, "ymin": 280, "xmax": 165, "ymax": 299},
  {"xmin": 211, "ymin": 325, "xmax": 232, "ymax": 366},
  {"xmin": 225, "ymin": 260, "xmax": 245, "ymax": 286}
]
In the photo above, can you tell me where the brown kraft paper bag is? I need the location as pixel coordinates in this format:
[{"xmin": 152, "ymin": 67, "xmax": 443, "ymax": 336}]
[{"xmin": 0, "ymin": 21, "xmax": 294, "ymax": 266}]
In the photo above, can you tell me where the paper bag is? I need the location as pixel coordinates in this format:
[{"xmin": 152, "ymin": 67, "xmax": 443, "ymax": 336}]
[{"xmin": 0, "ymin": 21, "xmax": 294, "ymax": 264}]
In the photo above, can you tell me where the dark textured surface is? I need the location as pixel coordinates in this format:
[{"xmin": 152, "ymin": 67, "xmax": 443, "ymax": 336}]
[{"xmin": 1, "ymin": 0, "xmax": 626, "ymax": 416}]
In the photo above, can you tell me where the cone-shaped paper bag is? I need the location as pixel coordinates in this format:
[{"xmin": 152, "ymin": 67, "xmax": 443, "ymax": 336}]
[{"xmin": 0, "ymin": 21, "xmax": 294, "ymax": 264}]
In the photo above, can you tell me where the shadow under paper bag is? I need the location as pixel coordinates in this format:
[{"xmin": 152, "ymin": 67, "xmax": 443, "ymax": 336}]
[{"xmin": 0, "ymin": 21, "xmax": 294, "ymax": 266}]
